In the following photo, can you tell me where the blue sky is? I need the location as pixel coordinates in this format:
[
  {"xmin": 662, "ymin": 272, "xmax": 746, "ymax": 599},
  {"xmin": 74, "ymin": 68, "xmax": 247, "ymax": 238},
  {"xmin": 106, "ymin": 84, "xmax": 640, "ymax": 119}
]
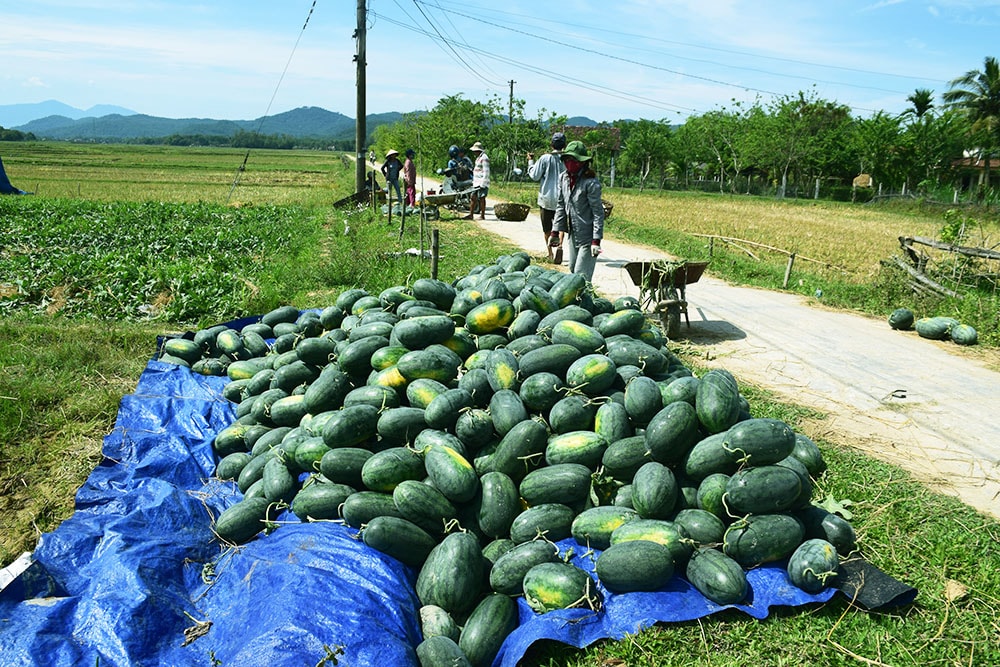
[{"xmin": 3, "ymin": 0, "xmax": 1000, "ymax": 123}]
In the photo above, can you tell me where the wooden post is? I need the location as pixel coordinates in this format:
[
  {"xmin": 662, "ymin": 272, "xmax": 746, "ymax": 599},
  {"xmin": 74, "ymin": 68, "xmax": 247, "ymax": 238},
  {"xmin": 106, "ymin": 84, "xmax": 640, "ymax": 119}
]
[
  {"xmin": 431, "ymin": 229, "xmax": 440, "ymax": 279},
  {"xmin": 708, "ymin": 236, "xmax": 715, "ymax": 258},
  {"xmin": 419, "ymin": 197, "xmax": 425, "ymax": 260},
  {"xmin": 782, "ymin": 253, "xmax": 796, "ymax": 288}
]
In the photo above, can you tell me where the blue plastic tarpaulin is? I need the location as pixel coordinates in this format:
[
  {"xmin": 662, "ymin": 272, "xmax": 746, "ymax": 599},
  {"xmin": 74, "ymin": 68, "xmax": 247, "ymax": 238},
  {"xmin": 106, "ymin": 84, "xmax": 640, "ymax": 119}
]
[{"xmin": 0, "ymin": 337, "xmax": 837, "ymax": 667}]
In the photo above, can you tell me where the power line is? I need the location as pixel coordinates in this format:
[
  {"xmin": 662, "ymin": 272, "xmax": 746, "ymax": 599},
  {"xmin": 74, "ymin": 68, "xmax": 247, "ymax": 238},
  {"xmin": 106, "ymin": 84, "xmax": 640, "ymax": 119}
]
[
  {"xmin": 420, "ymin": 0, "xmax": 501, "ymax": 80},
  {"xmin": 401, "ymin": 0, "xmax": 504, "ymax": 87},
  {"xmin": 420, "ymin": 0, "xmax": 948, "ymax": 89},
  {"xmin": 415, "ymin": 1, "xmax": 787, "ymax": 100},
  {"xmin": 227, "ymin": 0, "xmax": 317, "ymax": 202},
  {"xmin": 419, "ymin": 1, "xmax": 912, "ymax": 105},
  {"xmin": 372, "ymin": 11, "xmax": 696, "ymax": 115}
]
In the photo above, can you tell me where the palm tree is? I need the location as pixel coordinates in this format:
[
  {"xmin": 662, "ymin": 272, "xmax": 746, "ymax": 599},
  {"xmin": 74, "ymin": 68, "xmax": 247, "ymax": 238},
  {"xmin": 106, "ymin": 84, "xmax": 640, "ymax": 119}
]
[
  {"xmin": 905, "ymin": 88, "xmax": 935, "ymax": 119},
  {"xmin": 942, "ymin": 56, "xmax": 1000, "ymax": 195}
]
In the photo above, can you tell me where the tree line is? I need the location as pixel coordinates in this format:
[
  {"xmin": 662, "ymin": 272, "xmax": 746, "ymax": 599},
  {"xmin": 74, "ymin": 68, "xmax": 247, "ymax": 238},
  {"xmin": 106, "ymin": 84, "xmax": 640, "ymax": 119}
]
[
  {"xmin": 122, "ymin": 130, "xmax": 345, "ymax": 150},
  {"xmin": 0, "ymin": 127, "xmax": 37, "ymax": 142},
  {"xmin": 372, "ymin": 56, "xmax": 1000, "ymax": 205}
]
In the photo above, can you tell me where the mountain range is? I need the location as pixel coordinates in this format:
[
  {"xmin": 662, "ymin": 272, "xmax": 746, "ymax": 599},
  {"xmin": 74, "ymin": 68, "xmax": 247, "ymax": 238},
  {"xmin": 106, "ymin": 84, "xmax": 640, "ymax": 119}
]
[
  {"xmin": 2, "ymin": 102, "xmax": 405, "ymax": 143},
  {"xmin": 0, "ymin": 100, "xmax": 138, "ymax": 128},
  {"xmin": 0, "ymin": 100, "xmax": 598, "ymax": 143}
]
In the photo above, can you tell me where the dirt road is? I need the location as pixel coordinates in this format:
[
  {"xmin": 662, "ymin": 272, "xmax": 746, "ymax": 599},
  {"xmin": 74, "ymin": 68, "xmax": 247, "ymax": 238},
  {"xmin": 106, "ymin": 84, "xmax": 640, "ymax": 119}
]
[{"xmin": 472, "ymin": 202, "xmax": 1000, "ymax": 520}]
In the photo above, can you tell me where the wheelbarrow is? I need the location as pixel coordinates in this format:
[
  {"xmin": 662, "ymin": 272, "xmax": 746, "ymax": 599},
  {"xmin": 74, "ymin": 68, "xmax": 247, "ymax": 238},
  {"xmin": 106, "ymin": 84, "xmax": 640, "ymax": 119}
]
[{"xmin": 623, "ymin": 260, "xmax": 709, "ymax": 339}]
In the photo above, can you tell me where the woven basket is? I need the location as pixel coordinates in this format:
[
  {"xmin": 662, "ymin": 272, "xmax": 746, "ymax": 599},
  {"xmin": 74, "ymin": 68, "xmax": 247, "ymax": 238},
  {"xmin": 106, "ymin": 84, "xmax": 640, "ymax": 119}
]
[{"xmin": 494, "ymin": 202, "xmax": 530, "ymax": 221}]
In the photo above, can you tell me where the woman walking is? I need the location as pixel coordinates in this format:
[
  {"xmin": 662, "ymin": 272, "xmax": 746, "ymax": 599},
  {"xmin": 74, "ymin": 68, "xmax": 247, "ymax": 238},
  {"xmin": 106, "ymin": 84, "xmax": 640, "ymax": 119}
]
[{"xmin": 549, "ymin": 140, "xmax": 604, "ymax": 282}]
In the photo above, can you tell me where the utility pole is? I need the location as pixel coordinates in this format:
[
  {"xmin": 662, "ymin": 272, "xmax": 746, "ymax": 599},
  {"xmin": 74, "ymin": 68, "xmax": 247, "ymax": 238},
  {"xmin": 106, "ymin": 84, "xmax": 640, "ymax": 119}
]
[
  {"xmin": 508, "ymin": 80, "xmax": 515, "ymax": 123},
  {"xmin": 355, "ymin": 0, "xmax": 367, "ymax": 193}
]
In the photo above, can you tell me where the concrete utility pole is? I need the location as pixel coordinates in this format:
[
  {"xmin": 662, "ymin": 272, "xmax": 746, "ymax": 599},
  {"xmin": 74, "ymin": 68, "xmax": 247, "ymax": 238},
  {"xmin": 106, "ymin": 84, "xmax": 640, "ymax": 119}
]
[{"xmin": 355, "ymin": 0, "xmax": 367, "ymax": 193}]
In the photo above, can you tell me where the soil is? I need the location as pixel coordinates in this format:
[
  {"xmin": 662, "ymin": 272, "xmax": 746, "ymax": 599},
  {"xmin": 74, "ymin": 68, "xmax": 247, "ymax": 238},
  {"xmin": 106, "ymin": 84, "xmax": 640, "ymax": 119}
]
[{"xmin": 474, "ymin": 203, "xmax": 1000, "ymax": 520}]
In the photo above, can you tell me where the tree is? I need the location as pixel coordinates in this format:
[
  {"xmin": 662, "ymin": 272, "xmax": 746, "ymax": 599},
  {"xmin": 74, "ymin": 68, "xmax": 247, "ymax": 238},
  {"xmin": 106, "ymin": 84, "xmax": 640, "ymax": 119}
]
[
  {"xmin": 618, "ymin": 119, "xmax": 671, "ymax": 190},
  {"xmin": 708, "ymin": 100, "xmax": 766, "ymax": 194},
  {"xmin": 668, "ymin": 121, "xmax": 710, "ymax": 188},
  {"xmin": 904, "ymin": 88, "xmax": 936, "ymax": 120},
  {"xmin": 0, "ymin": 127, "xmax": 37, "ymax": 141},
  {"xmin": 942, "ymin": 56, "xmax": 1000, "ymax": 196},
  {"xmin": 372, "ymin": 94, "xmax": 494, "ymax": 173},
  {"xmin": 848, "ymin": 111, "xmax": 903, "ymax": 192},
  {"xmin": 896, "ymin": 91, "xmax": 969, "ymax": 194},
  {"xmin": 760, "ymin": 90, "xmax": 852, "ymax": 198},
  {"xmin": 899, "ymin": 89, "xmax": 937, "ymax": 190},
  {"xmin": 680, "ymin": 111, "xmax": 730, "ymax": 193}
]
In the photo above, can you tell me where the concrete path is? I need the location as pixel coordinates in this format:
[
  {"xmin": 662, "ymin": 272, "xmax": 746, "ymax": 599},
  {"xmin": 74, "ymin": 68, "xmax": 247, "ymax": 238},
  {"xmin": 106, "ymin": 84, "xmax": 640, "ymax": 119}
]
[{"xmin": 475, "ymin": 200, "xmax": 1000, "ymax": 519}]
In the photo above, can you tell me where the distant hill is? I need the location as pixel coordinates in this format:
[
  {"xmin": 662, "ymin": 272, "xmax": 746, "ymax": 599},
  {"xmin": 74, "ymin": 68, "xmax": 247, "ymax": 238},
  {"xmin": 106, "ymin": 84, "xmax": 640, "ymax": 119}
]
[
  {"xmin": 10, "ymin": 106, "xmax": 405, "ymax": 143},
  {"xmin": 0, "ymin": 100, "xmax": 136, "ymax": 128},
  {"xmin": 2, "ymin": 101, "xmax": 596, "ymax": 143}
]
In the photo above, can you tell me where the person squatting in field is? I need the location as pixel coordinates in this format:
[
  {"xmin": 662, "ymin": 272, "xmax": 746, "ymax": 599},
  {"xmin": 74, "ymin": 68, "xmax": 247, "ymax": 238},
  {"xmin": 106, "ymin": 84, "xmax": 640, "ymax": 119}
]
[
  {"xmin": 549, "ymin": 140, "xmax": 604, "ymax": 282},
  {"xmin": 528, "ymin": 131, "xmax": 567, "ymax": 263}
]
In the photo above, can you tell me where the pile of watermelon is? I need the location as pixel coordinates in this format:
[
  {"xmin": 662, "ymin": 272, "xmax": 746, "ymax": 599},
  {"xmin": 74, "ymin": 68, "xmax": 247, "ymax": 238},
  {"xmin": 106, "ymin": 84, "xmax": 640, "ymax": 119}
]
[
  {"xmin": 888, "ymin": 307, "xmax": 978, "ymax": 345},
  {"xmin": 161, "ymin": 251, "xmax": 856, "ymax": 667}
]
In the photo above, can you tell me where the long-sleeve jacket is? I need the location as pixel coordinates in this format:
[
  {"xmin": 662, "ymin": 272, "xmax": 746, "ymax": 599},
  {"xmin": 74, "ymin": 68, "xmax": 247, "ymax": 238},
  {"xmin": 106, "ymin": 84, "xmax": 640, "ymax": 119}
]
[
  {"xmin": 527, "ymin": 152, "xmax": 565, "ymax": 211},
  {"xmin": 403, "ymin": 158, "xmax": 416, "ymax": 186},
  {"xmin": 552, "ymin": 172, "xmax": 604, "ymax": 248}
]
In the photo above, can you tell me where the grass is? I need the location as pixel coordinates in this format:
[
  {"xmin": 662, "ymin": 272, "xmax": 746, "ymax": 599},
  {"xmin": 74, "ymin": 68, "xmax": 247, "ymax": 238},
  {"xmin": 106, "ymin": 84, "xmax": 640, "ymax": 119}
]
[
  {"xmin": 523, "ymin": 374, "xmax": 1000, "ymax": 666},
  {"xmin": 2, "ymin": 142, "xmax": 999, "ymax": 666},
  {"xmin": 0, "ymin": 143, "xmax": 523, "ymax": 562},
  {"xmin": 1, "ymin": 142, "xmax": 352, "ymax": 206}
]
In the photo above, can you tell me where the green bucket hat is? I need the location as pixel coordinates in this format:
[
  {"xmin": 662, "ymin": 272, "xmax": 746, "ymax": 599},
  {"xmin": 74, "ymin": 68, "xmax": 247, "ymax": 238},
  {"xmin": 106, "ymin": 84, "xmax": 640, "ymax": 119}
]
[{"xmin": 561, "ymin": 140, "xmax": 592, "ymax": 163}]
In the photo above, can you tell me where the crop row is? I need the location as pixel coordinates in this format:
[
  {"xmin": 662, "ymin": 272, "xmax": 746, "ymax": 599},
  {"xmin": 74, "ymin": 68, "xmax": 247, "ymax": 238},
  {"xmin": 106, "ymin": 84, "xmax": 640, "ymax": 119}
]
[{"xmin": 0, "ymin": 198, "xmax": 307, "ymax": 322}]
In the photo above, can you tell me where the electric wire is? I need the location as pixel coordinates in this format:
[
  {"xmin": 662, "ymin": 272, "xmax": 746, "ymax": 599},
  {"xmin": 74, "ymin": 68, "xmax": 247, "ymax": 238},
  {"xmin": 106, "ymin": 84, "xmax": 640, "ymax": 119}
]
[
  {"xmin": 373, "ymin": 11, "xmax": 696, "ymax": 115},
  {"xmin": 402, "ymin": 0, "xmax": 504, "ymax": 87},
  {"xmin": 415, "ymin": 2, "xmax": 787, "ymax": 99},
  {"xmin": 227, "ymin": 0, "xmax": 317, "ymax": 202},
  {"xmin": 419, "ymin": 0, "xmax": 948, "ymax": 88},
  {"xmin": 430, "ymin": 3, "xmax": 918, "ymax": 98},
  {"xmin": 420, "ymin": 0, "xmax": 501, "ymax": 80}
]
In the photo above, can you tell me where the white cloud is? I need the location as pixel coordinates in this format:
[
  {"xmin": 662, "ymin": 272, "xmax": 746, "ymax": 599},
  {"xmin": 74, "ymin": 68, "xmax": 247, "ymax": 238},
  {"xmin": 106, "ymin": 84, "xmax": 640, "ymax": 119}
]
[
  {"xmin": 23, "ymin": 76, "xmax": 50, "ymax": 88},
  {"xmin": 862, "ymin": 0, "xmax": 907, "ymax": 11}
]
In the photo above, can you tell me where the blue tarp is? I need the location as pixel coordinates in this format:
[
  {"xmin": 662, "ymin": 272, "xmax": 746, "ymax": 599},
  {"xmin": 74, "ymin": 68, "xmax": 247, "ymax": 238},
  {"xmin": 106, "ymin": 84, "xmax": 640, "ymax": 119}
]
[
  {"xmin": 0, "ymin": 343, "xmax": 835, "ymax": 667},
  {"xmin": 0, "ymin": 156, "xmax": 31, "ymax": 195}
]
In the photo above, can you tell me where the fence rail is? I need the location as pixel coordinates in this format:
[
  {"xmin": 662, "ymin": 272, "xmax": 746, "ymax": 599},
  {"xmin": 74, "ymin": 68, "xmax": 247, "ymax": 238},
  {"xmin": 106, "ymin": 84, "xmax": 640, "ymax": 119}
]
[{"xmin": 691, "ymin": 233, "xmax": 847, "ymax": 288}]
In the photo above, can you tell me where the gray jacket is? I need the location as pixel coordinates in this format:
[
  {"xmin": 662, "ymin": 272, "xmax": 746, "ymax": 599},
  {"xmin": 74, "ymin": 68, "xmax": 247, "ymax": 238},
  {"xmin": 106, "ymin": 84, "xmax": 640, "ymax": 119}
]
[{"xmin": 552, "ymin": 172, "xmax": 604, "ymax": 247}]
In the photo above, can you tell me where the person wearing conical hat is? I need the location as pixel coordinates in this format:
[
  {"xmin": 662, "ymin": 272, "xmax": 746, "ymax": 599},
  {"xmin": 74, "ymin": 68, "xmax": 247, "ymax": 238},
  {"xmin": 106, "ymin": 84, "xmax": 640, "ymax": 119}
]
[
  {"xmin": 469, "ymin": 141, "xmax": 490, "ymax": 220},
  {"xmin": 381, "ymin": 149, "xmax": 404, "ymax": 205},
  {"xmin": 548, "ymin": 140, "xmax": 604, "ymax": 281}
]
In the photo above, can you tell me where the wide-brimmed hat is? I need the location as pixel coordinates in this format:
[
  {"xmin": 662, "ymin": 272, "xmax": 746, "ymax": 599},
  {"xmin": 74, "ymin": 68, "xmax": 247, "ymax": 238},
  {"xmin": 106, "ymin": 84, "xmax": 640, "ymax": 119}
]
[
  {"xmin": 385, "ymin": 149, "xmax": 399, "ymax": 158},
  {"xmin": 469, "ymin": 141, "xmax": 485, "ymax": 153},
  {"xmin": 561, "ymin": 140, "xmax": 591, "ymax": 162}
]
